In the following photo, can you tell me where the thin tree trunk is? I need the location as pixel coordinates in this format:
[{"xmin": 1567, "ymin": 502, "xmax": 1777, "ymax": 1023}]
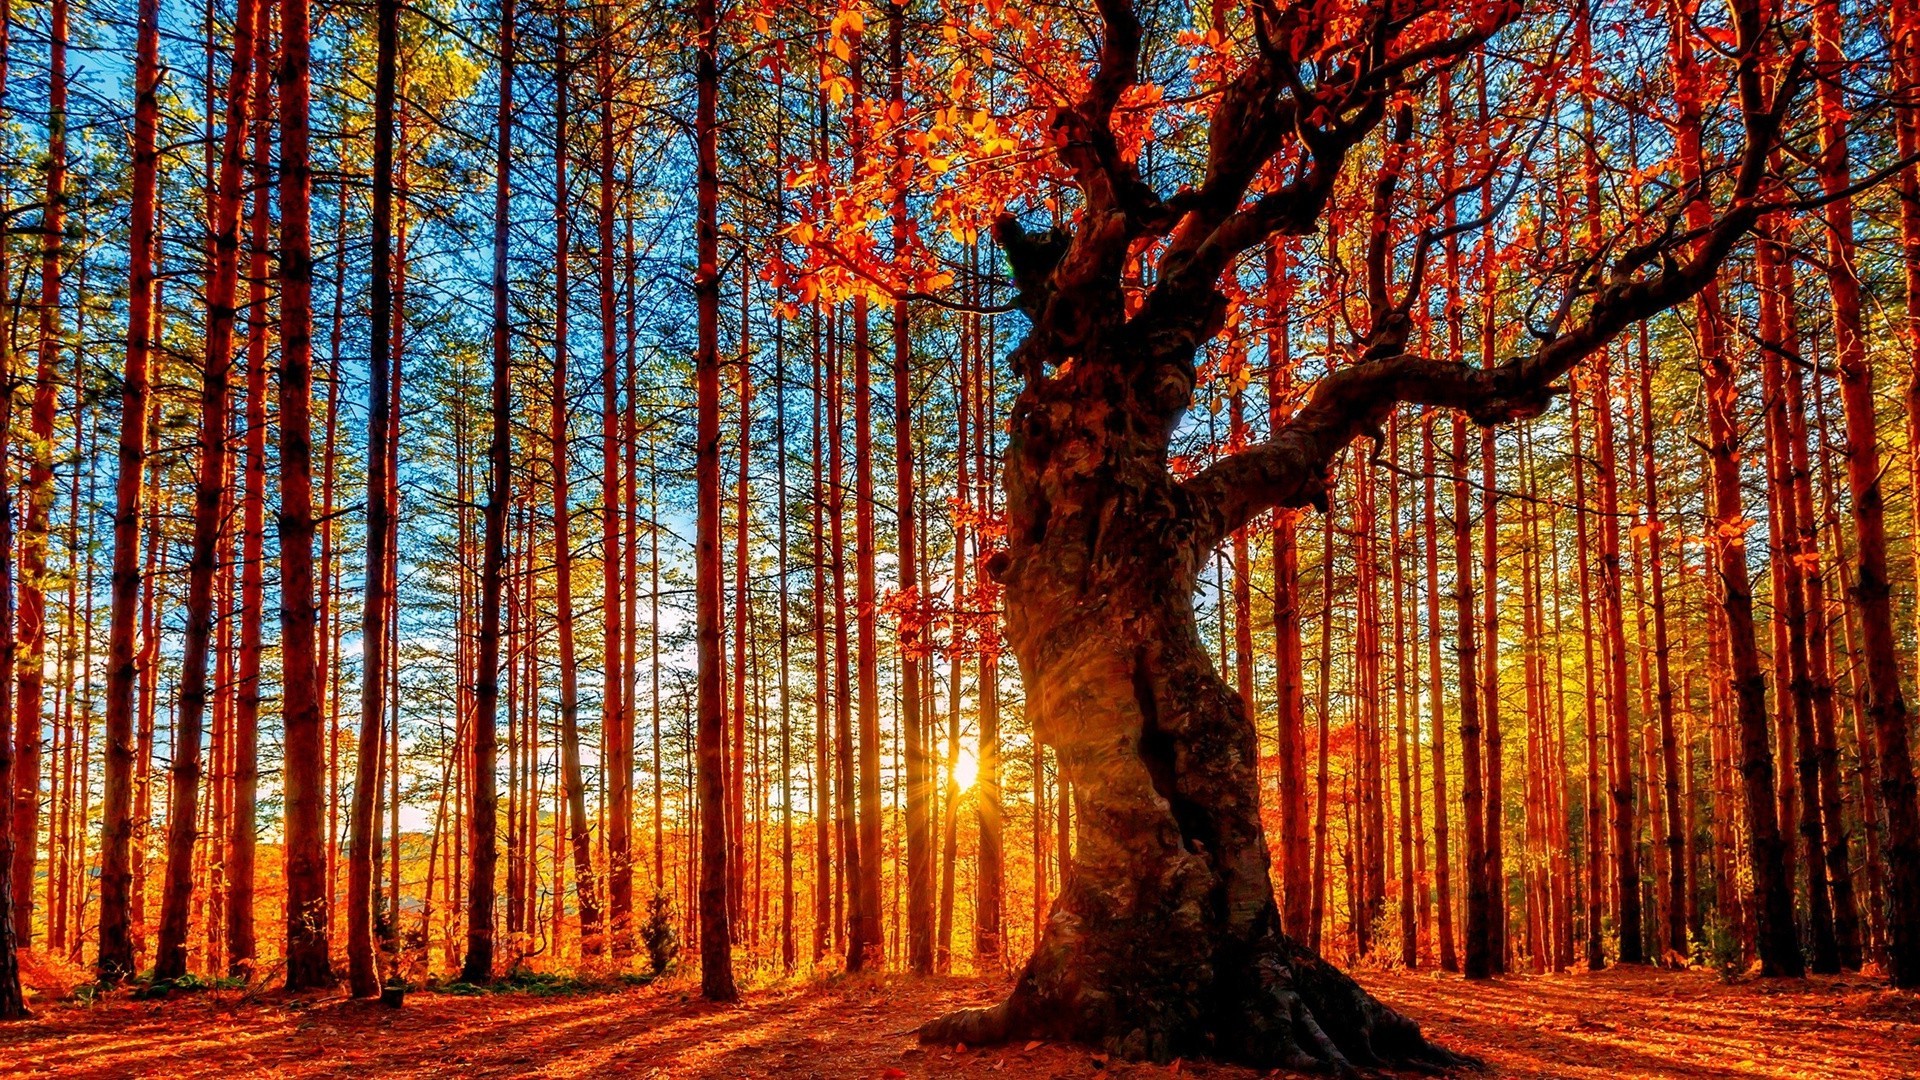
[
  {"xmin": 596, "ymin": 9, "xmax": 631, "ymax": 959},
  {"xmin": 1593, "ymin": 344, "xmax": 1643, "ymax": 964},
  {"xmin": 154, "ymin": 0, "xmax": 258, "ymax": 981},
  {"xmin": 0, "ymin": 0, "xmax": 22, "ymax": 1016},
  {"xmin": 1454, "ymin": 413, "xmax": 1490, "ymax": 980},
  {"xmin": 549, "ymin": 12, "xmax": 602, "ymax": 956},
  {"xmin": 692, "ymin": 0, "xmax": 735, "ymax": 999},
  {"xmin": 462, "ymin": 0, "xmax": 512, "ymax": 985},
  {"xmin": 1422, "ymin": 413, "xmax": 1455, "ymax": 973},
  {"xmin": 1814, "ymin": 0, "xmax": 1920, "ymax": 987},
  {"xmin": 228, "ymin": 33, "xmax": 276, "ymax": 976},
  {"xmin": 885, "ymin": 0, "xmax": 933, "ymax": 977},
  {"xmin": 12, "ymin": 0, "xmax": 68, "ymax": 950},
  {"xmin": 98, "ymin": 0, "xmax": 162, "ymax": 983},
  {"xmin": 347, "ymin": 0, "xmax": 399, "ymax": 995},
  {"xmin": 1636, "ymin": 322, "xmax": 1686, "ymax": 964}
]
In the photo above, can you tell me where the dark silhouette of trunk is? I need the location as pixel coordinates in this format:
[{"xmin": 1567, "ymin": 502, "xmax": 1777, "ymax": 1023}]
[
  {"xmin": 462, "ymin": 0, "xmax": 511, "ymax": 985},
  {"xmin": 810, "ymin": 302, "xmax": 832, "ymax": 965},
  {"xmin": 1266, "ymin": 243, "xmax": 1310, "ymax": 944},
  {"xmin": 693, "ymin": 0, "xmax": 735, "ymax": 1000},
  {"xmin": 1901, "ymin": 0, "xmax": 1920, "ymax": 973},
  {"xmin": 1593, "ymin": 346, "xmax": 1643, "ymax": 964},
  {"xmin": 1780, "ymin": 251, "xmax": 1860, "ymax": 968},
  {"xmin": 774, "ymin": 242, "xmax": 795, "ymax": 974},
  {"xmin": 1636, "ymin": 313, "xmax": 1686, "ymax": 965},
  {"xmin": 830, "ymin": 307, "xmax": 859, "ymax": 964},
  {"xmin": 277, "ymin": 0, "xmax": 335, "ymax": 990},
  {"xmin": 844, "ymin": 24, "xmax": 884, "ymax": 970},
  {"xmin": 939, "ymin": 312, "xmax": 971, "ymax": 974},
  {"xmin": 347, "ymin": 0, "xmax": 398, "ymax": 998},
  {"xmin": 888, "ymin": 0, "xmax": 933, "ymax": 976},
  {"xmin": 1473, "ymin": 113, "xmax": 1506, "ymax": 969},
  {"xmin": 98, "ymin": 0, "xmax": 161, "ymax": 984},
  {"xmin": 974, "ymin": 282, "xmax": 1006, "ymax": 971},
  {"xmin": 729, "ymin": 280, "xmax": 750, "ymax": 937}
]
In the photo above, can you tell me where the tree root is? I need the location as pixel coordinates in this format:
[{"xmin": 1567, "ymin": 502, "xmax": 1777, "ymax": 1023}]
[{"xmin": 921, "ymin": 932, "xmax": 1473, "ymax": 1075}]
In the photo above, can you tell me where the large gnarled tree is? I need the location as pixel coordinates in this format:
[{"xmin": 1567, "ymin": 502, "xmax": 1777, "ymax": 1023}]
[{"xmin": 917, "ymin": 0, "xmax": 1802, "ymax": 1068}]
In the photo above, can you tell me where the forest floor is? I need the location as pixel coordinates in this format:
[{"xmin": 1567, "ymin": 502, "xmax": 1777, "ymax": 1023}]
[{"xmin": 1, "ymin": 961, "xmax": 1916, "ymax": 1078}]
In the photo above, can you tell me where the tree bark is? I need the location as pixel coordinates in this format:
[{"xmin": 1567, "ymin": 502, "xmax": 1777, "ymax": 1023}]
[
  {"xmin": 888, "ymin": 0, "xmax": 934, "ymax": 977},
  {"xmin": 920, "ymin": 326, "xmax": 1462, "ymax": 1067},
  {"xmin": 1814, "ymin": 0, "xmax": 1920, "ymax": 987},
  {"xmin": 98, "ymin": 0, "xmax": 161, "ymax": 984},
  {"xmin": 550, "ymin": 13, "xmax": 602, "ymax": 957},
  {"xmin": 276, "ymin": 0, "xmax": 335, "ymax": 989},
  {"xmin": 0, "ymin": 0, "xmax": 22, "ymax": 1017},
  {"xmin": 462, "ymin": 0, "xmax": 512, "ymax": 985},
  {"xmin": 693, "ymin": 0, "xmax": 735, "ymax": 999},
  {"xmin": 12, "ymin": 0, "xmax": 67, "ymax": 950},
  {"xmin": 597, "ymin": 9, "xmax": 632, "ymax": 959},
  {"xmin": 1592, "ymin": 344, "xmax": 1643, "ymax": 964},
  {"xmin": 228, "ymin": 29, "xmax": 277, "ymax": 976},
  {"xmin": 347, "ymin": 0, "xmax": 399, "ymax": 998},
  {"xmin": 155, "ymin": 0, "xmax": 259, "ymax": 981}
]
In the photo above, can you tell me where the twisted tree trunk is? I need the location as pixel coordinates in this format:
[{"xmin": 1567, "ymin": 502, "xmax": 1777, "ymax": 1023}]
[
  {"xmin": 920, "ymin": 328, "xmax": 1460, "ymax": 1070},
  {"xmin": 921, "ymin": 0, "xmax": 1790, "ymax": 1062}
]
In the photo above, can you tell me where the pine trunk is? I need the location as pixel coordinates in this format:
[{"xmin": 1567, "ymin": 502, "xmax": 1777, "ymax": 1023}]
[{"xmin": 97, "ymin": 0, "xmax": 161, "ymax": 983}]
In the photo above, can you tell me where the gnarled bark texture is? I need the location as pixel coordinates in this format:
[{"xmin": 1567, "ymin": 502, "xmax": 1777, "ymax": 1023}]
[
  {"xmin": 921, "ymin": 0, "xmax": 1791, "ymax": 1066},
  {"xmin": 920, "ymin": 326, "xmax": 1460, "ymax": 1071}
]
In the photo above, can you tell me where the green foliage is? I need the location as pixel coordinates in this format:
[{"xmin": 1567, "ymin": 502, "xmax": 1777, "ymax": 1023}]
[
  {"xmin": 1690, "ymin": 914, "xmax": 1743, "ymax": 979},
  {"xmin": 131, "ymin": 972, "xmax": 247, "ymax": 1000},
  {"xmin": 431, "ymin": 969, "xmax": 630, "ymax": 998},
  {"xmin": 643, "ymin": 892, "xmax": 681, "ymax": 978}
]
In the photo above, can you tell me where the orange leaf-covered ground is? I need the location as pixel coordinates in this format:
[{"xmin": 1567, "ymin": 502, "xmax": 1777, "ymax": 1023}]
[{"xmin": 1, "ymin": 966, "xmax": 1915, "ymax": 1078}]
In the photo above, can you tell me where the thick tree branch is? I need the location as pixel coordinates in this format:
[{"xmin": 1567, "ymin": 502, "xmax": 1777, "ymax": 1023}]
[{"xmin": 1176, "ymin": 0, "xmax": 1801, "ymax": 556}]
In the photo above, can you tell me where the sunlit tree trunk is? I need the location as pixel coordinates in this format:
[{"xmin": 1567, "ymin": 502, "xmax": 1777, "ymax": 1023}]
[
  {"xmin": 1814, "ymin": 0, "xmax": 1920, "ymax": 987},
  {"xmin": 1669, "ymin": 16, "xmax": 1799, "ymax": 972},
  {"xmin": 596, "ymin": 10, "xmax": 632, "ymax": 959},
  {"xmin": 228, "ymin": 32, "xmax": 277, "ymax": 976},
  {"xmin": 155, "ymin": 0, "xmax": 259, "ymax": 981},
  {"xmin": 97, "ymin": 0, "xmax": 161, "ymax": 983},
  {"xmin": 549, "ymin": 10, "xmax": 602, "ymax": 957},
  {"xmin": 1421, "ymin": 412, "xmax": 1455, "ymax": 973},
  {"xmin": 693, "ymin": 0, "xmax": 735, "ymax": 1000},
  {"xmin": 13, "ymin": 0, "xmax": 69, "ymax": 949}
]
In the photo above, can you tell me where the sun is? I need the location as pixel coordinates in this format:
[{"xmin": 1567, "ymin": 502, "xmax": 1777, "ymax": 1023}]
[{"xmin": 952, "ymin": 743, "xmax": 978, "ymax": 792}]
